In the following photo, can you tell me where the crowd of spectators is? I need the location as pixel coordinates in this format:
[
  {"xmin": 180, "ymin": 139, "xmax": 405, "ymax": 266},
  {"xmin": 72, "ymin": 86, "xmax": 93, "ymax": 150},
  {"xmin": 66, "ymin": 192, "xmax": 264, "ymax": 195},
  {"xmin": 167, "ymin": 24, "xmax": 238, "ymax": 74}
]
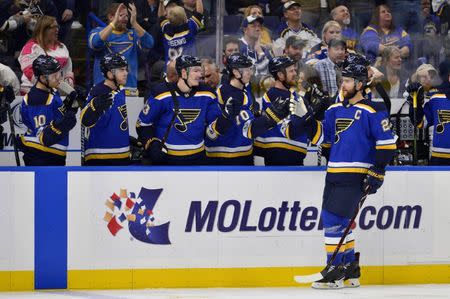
[{"xmin": 1, "ymin": 0, "xmax": 450, "ymax": 166}]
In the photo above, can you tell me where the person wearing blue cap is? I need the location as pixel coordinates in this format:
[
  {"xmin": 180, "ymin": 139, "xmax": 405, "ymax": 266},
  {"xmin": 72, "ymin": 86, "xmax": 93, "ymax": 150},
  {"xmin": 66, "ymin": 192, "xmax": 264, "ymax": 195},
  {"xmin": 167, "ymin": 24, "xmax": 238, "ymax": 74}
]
[{"xmin": 239, "ymin": 15, "xmax": 272, "ymax": 77}]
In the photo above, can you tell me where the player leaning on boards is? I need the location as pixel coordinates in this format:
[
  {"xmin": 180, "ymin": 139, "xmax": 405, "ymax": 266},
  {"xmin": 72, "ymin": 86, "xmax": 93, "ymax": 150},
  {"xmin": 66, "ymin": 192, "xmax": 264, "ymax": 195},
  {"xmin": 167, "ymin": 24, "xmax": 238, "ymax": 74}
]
[
  {"xmin": 254, "ymin": 56, "xmax": 316, "ymax": 165},
  {"xmin": 205, "ymin": 53, "xmax": 291, "ymax": 165},
  {"xmin": 80, "ymin": 53, "xmax": 131, "ymax": 166},
  {"xmin": 289, "ymin": 62, "xmax": 397, "ymax": 289},
  {"xmin": 136, "ymin": 55, "xmax": 241, "ymax": 165},
  {"xmin": 18, "ymin": 55, "xmax": 79, "ymax": 166}
]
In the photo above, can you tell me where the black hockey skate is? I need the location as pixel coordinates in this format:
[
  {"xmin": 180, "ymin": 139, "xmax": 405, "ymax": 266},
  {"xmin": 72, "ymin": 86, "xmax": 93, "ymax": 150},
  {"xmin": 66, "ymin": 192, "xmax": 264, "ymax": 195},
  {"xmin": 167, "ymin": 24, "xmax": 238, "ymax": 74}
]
[
  {"xmin": 311, "ymin": 265, "xmax": 345, "ymax": 289},
  {"xmin": 344, "ymin": 252, "xmax": 361, "ymax": 288}
]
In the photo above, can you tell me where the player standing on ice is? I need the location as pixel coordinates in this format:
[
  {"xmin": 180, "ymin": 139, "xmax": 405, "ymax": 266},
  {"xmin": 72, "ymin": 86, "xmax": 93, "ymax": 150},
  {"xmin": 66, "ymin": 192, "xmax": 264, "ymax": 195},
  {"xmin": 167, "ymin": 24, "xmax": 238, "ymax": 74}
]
[{"xmin": 288, "ymin": 62, "xmax": 397, "ymax": 288}]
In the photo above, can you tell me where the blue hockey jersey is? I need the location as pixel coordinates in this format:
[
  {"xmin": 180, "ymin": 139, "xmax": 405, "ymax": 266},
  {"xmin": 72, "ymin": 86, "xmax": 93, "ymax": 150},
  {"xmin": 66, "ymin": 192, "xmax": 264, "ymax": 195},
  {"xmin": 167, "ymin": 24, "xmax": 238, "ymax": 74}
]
[
  {"xmin": 315, "ymin": 99, "xmax": 397, "ymax": 180},
  {"xmin": 80, "ymin": 82, "xmax": 130, "ymax": 164},
  {"xmin": 205, "ymin": 83, "xmax": 254, "ymax": 161},
  {"xmin": 88, "ymin": 27, "xmax": 154, "ymax": 88},
  {"xmin": 137, "ymin": 83, "xmax": 222, "ymax": 159},
  {"xmin": 20, "ymin": 86, "xmax": 69, "ymax": 165},
  {"xmin": 421, "ymin": 92, "xmax": 450, "ymax": 159},
  {"xmin": 255, "ymin": 87, "xmax": 309, "ymax": 165},
  {"xmin": 160, "ymin": 12, "xmax": 203, "ymax": 64}
]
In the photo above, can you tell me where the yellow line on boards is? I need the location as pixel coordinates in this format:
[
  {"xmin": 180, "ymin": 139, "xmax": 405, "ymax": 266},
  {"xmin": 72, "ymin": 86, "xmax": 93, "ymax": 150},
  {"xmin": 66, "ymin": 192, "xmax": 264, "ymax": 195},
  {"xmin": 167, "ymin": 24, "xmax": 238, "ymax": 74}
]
[
  {"xmin": 0, "ymin": 271, "xmax": 34, "ymax": 291},
  {"xmin": 67, "ymin": 265, "xmax": 450, "ymax": 289}
]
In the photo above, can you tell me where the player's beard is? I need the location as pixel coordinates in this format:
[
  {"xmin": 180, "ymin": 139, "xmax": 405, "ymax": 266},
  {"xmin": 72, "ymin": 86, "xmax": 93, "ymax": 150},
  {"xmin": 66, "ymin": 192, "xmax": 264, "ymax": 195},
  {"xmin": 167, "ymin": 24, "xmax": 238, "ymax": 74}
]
[{"xmin": 342, "ymin": 86, "xmax": 357, "ymax": 101}]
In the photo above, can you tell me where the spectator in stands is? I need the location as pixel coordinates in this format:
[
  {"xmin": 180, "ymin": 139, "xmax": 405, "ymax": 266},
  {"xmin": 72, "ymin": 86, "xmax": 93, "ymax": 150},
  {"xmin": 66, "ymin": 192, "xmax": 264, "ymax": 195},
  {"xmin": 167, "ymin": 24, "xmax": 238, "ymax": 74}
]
[
  {"xmin": 182, "ymin": 0, "xmax": 210, "ymax": 31},
  {"xmin": 0, "ymin": 63, "xmax": 20, "ymax": 95},
  {"xmin": 225, "ymin": 0, "xmax": 259, "ymax": 15},
  {"xmin": 202, "ymin": 58, "xmax": 220, "ymax": 90},
  {"xmin": 314, "ymin": 38, "xmax": 346, "ymax": 97},
  {"xmin": 0, "ymin": 1, "xmax": 36, "ymax": 68},
  {"xmin": 331, "ymin": 5, "xmax": 358, "ymax": 52},
  {"xmin": 283, "ymin": 35, "xmax": 321, "ymax": 93},
  {"xmin": 54, "ymin": 0, "xmax": 75, "ymax": 45},
  {"xmin": 433, "ymin": 0, "xmax": 449, "ymax": 35},
  {"xmin": 273, "ymin": 1, "xmax": 320, "ymax": 58},
  {"xmin": 360, "ymin": 4, "xmax": 413, "ymax": 63},
  {"xmin": 239, "ymin": 15, "xmax": 272, "ymax": 77},
  {"xmin": 221, "ymin": 36, "xmax": 240, "ymax": 84},
  {"xmin": 411, "ymin": 63, "xmax": 441, "ymax": 93},
  {"xmin": 418, "ymin": 0, "xmax": 442, "ymax": 66},
  {"xmin": 18, "ymin": 15, "xmax": 73, "ymax": 95},
  {"xmin": 387, "ymin": 0, "xmax": 422, "ymax": 34},
  {"xmin": 374, "ymin": 46, "xmax": 407, "ymax": 98},
  {"xmin": 307, "ymin": 21, "xmax": 342, "ymax": 64},
  {"xmin": 88, "ymin": 3, "xmax": 154, "ymax": 95},
  {"xmin": 244, "ymin": 5, "xmax": 273, "ymax": 49},
  {"xmin": 347, "ymin": 0, "xmax": 376, "ymax": 34},
  {"xmin": 159, "ymin": 1, "xmax": 203, "ymax": 64}
]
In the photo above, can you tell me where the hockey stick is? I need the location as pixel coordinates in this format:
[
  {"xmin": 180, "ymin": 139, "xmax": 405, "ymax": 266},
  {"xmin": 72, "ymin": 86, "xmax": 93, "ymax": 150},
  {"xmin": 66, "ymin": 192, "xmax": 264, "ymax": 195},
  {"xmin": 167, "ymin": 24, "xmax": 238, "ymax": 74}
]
[
  {"xmin": 7, "ymin": 101, "xmax": 20, "ymax": 166},
  {"xmin": 412, "ymin": 91, "xmax": 418, "ymax": 165},
  {"xmin": 294, "ymin": 188, "xmax": 370, "ymax": 283}
]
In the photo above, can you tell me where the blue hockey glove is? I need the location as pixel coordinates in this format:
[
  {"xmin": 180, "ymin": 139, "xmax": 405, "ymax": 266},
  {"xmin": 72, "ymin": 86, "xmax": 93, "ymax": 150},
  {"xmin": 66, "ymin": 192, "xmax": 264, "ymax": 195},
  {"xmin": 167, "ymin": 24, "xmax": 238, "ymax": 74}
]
[
  {"xmin": 144, "ymin": 138, "xmax": 167, "ymax": 165},
  {"xmin": 265, "ymin": 96, "xmax": 290, "ymax": 124},
  {"xmin": 53, "ymin": 110, "xmax": 77, "ymax": 134},
  {"xmin": 362, "ymin": 166, "xmax": 385, "ymax": 194},
  {"xmin": 91, "ymin": 93, "xmax": 113, "ymax": 114}
]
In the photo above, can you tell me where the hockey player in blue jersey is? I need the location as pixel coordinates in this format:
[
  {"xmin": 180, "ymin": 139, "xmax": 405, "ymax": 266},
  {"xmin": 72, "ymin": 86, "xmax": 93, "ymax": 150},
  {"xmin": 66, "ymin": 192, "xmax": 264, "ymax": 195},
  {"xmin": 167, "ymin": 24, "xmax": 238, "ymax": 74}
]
[
  {"xmin": 254, "ymin": 56, "xmax": 311, "ymax": 165},
  {"xmin": 136, "ymin": 55, "xmax": 240, "ymax": 165},
  {"xmin": 19, "ymin": 55, "xmax": 78, "ymax": 166},
  {"xmin": 406, "ymin": 73, "xmax": 450, "ymax": 165},
  {"xmin": 205, "ymin": 54, "xmax": 291, "ymax": 165},
  {"xmin": 80, "ymin": 53, "xmax": 130, "ymax": 166},
  {"xmin": 289, "ymin": 62, "xmax": 397, "ymax": 288}
]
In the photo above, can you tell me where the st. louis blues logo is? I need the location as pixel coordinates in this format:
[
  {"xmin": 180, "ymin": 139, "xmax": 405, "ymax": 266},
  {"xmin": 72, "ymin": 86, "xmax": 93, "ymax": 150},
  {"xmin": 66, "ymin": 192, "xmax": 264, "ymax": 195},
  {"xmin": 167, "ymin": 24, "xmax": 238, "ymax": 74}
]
[
  {"xmin": 335, "ymin": 118, "xmax": 354, "ymax": 143},
  {"xmin": 103, "ymin": 187, "xmax": 171, "ymax": 245},
  {"xmin": 436, "ymin": 110, "xmax": 450, "ymax": 134}
]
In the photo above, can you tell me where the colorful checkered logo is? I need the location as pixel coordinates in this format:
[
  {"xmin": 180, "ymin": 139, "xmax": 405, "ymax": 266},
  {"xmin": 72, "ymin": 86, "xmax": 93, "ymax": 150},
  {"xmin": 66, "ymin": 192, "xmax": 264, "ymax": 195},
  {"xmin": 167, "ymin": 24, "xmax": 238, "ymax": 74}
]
[{"xmin": 103, "ymin": 187, "xmax": 171, "ymax": 244}]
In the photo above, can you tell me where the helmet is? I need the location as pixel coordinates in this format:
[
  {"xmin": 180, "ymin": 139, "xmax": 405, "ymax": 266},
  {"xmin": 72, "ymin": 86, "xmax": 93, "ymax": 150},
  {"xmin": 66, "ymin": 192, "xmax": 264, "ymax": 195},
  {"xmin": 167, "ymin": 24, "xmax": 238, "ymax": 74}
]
[
  {"xmin": 268, "ymin": 56, "xmax": 296, "ymax": 78},
  {"xmin": 341, "ymin": 63, "xmax": 368, "ymax": 82},
  {"xmin": 100, "ymin": 53, "xmax": 128, "ymax": 77},
  {"xmin": 32, "ymin": 55, "xmax": 61, "ymax": 77},
  {"xmin": 226, "ymin": 53, "xmax": 253, "ymax": 73},
  {"xmin": 175, "ymin": 55, "xmax": 202, "ymax": 75},
  {"xmin": 343, "ymin": 53, "xmax": 370, "ymax": 68}
]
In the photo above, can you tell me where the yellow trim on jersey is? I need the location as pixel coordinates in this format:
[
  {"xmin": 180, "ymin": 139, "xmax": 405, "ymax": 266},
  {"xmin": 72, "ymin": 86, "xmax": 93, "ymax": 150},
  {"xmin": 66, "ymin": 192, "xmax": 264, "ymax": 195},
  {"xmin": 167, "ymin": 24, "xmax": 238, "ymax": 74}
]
[
  {"xmin": 23, "ymin": 94, "xmax": 29, "ymax": 105},
  {"xmin": 431, "ymin": 152, "xmax": 450, "ymax": 159},
  {"xmin": 45, "ymin": 94, "xmax": 53, "ymax": 105},
  {"xmin": 217, "ymin": 88, "xmax": 224, "ymax": 105},
  {"xmin": 327, "ymin": 167, "xmax": 369, "ymax": 174},
  {"xmin": 376, "ymin": 144, "xmax": 397, "ymax": 150},
  {"xmin": 321, "ymin": 143, "xmax": 331, "ymax": 148},
  {"xmin": 206, "ymin": 148, "xmax": 253, "ymax": 158},
  {"xmin": 167, "ymin": 146, "xmax": 204, "ymax": 156},
  {"xmin": 325, "ymin": 244, "xmax": 346, "ymax": 253},
  {"xmin": 311, "ymin": 120, "xmax": 322, "ymax": 145},
  {"xmin": 160, "ymin": 19, "xmax": 169, "ymax": 27},
  {"xmin": 84, "ymin": 152, "xmax": 130, "ymax": 161},
  {"xmin": 195, "ymin": 91, "xmax": 216, "ymax": 99},
  {"xmin": 285, "ymin": 125, "xmax": 291, "ymax": 140},
  {"xmin": 345, "ymin": 240, "xmax": 355, "ymax": 250},
  {"xmin": 154, "ymin": 91, "xmax": 172, "ymax": 100},
  {"xmin": 254, "ymin": 141, "xmax": 307, "ymax": 154},
  {"xmin": 262, "ymin": 93, "xmax": 270, "ymax": 103},
  {"xmin": 430, "ymin": 93, "xmax": 446, "ymax": 99},
  {"xmin": 354, "ymin": 103, "xmax": 376, "ymax": 113},
  {"xmin": 191, "ymin": 15, "xmax": 203, "ymax": 28},
  {"xmin": 20, "ymin": 136, "xmax": 66, "ymax": 156},
  {"xmin": 327, "ymin": 103, "xmax": 343, "ymax": 110},
  {"xmin": 362, "ymin": 26, "xmax": 378, "ymax": 34},
  {"xmin": 164, "ymin": 30, "xmax": 189, "ymax": 40},
  {"xmin": 243, "ymin": 93, "xmax": 248, "ymax": 106}
]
